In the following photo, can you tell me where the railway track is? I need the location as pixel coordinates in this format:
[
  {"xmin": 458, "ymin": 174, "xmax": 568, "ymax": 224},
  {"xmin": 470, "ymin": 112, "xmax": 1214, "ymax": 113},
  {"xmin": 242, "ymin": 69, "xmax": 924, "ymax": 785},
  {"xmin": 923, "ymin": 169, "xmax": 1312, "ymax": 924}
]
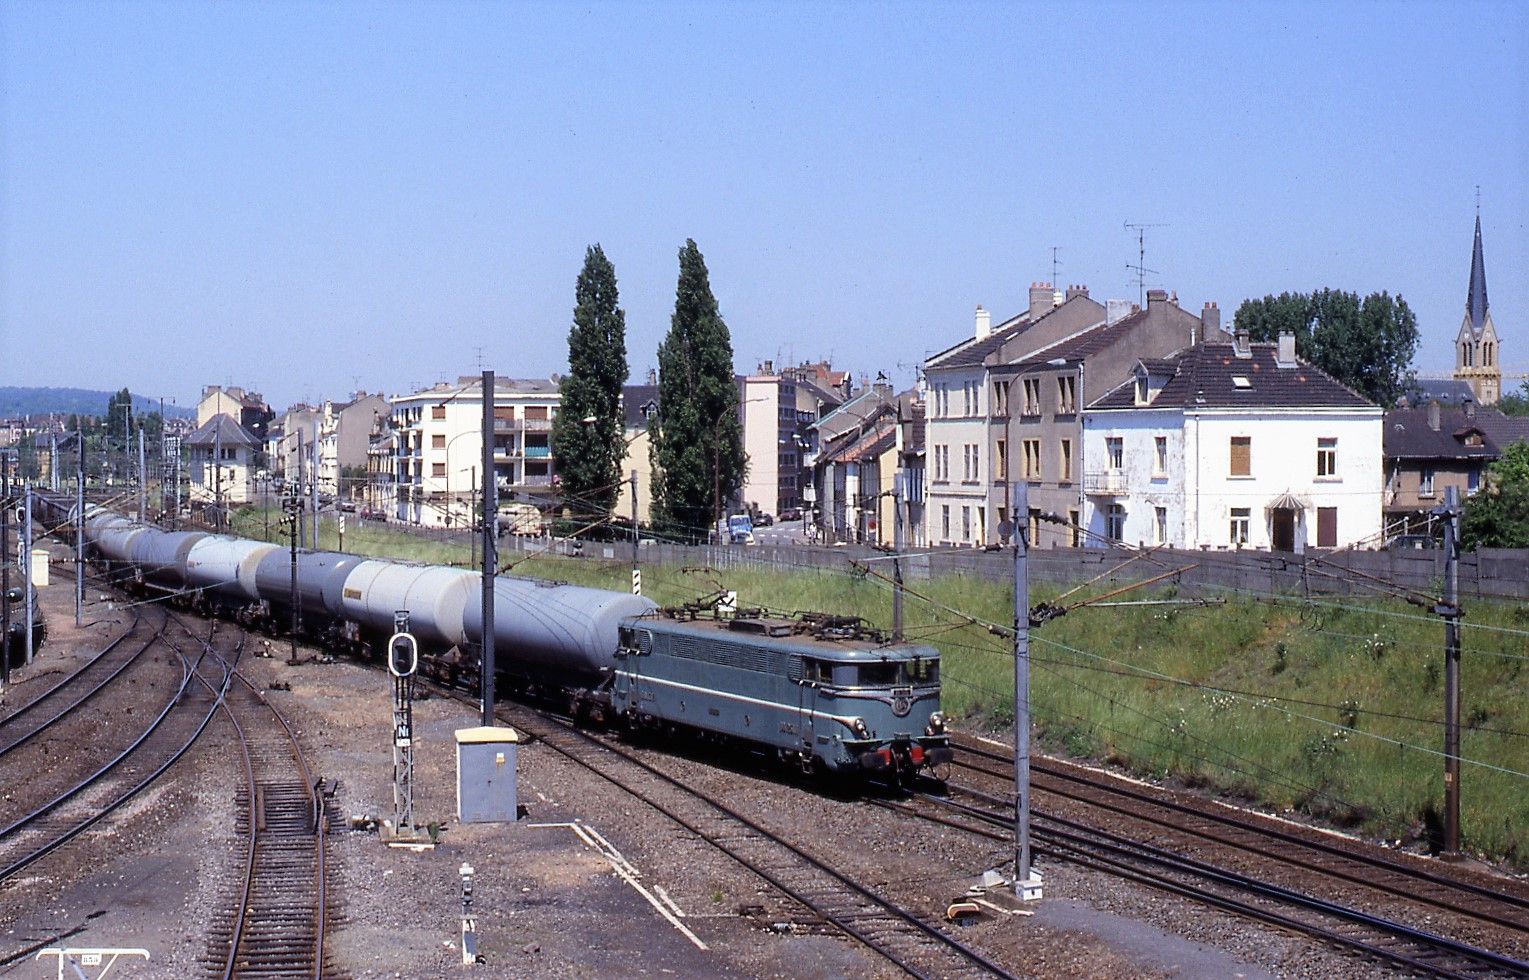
[
  {"xmin": 909, "ymin": 735, "xmax": 1529, "ymax": 978},
  {"xmin": 197, "ymin": 658, "xmax": 338, "ymax": 980},
  {"xmin": 0, "ymin": 608, "xmax": 231, "ymax": 884},
  {"xmin": 448, "ymin": 688, "xmax": 1015, "ymax": 980}
]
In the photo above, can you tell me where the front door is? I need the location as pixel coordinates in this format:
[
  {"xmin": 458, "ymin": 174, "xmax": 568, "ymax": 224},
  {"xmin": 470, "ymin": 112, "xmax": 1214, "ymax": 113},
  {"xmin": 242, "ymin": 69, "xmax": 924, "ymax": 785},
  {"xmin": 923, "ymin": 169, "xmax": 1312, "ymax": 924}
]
[{"xmin": 1271, "ymin": 509, "xmax": 1296, "ymax": 552}]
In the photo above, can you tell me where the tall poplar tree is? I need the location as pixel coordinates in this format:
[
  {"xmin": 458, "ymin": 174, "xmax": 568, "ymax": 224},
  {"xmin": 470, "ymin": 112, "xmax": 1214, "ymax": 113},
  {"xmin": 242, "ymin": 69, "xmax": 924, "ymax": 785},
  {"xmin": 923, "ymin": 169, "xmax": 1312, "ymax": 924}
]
[
  {"xmin": 552, "ymin": 244, "xmax": 629, "ymax": 518},
  {"xmin": 651, "ymin": 239, "xmax": 746, "ymax": 539}
]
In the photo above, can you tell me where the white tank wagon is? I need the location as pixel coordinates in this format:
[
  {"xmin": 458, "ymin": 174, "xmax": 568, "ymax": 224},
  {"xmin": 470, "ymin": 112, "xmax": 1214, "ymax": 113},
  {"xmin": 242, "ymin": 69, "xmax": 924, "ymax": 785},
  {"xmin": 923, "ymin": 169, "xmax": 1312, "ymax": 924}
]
[
  {"xmin": 82, "ymin": 511, "xmax": 149, "ymax": 577},
  {"xmin": 340, "ymin": 560, "xmax": 478, "ymax": 650},
  {"xmin": 254, "ymin": 549, "xmax": 370, "ymax": 625},
  {"xmin": 461, "ymin": 577, "xmax": 659, "ymax": 685},
  {"xmin": 184, "ymin": 535, "xmax": 279, "ymax": 603},
  {"xmin": 127, "ymin": 529, "xmax": 208, "ymax": 593}
]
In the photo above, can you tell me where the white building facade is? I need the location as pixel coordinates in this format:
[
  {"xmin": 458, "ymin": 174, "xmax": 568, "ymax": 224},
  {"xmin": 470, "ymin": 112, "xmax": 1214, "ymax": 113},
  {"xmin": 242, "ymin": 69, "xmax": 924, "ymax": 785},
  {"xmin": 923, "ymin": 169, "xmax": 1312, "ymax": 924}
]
[
  {"xmin": 1083, "ymin": 337, "xmax": 1384, "ymax": 551},
  {"xmin": 391, "ymin": 377, "xmax": 561, "ymax": 528}
]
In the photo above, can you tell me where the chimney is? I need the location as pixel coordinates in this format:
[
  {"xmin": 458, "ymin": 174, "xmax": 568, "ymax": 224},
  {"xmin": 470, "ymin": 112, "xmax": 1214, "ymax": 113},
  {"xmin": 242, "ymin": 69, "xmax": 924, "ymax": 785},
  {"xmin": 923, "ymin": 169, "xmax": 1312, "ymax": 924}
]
[
  {"xmin": 647, "ymin": 368, "xmax": 657, "ymax": 385},
  {"xmin": 975, "ymin": 304, "xmax": 991, "ymax": 340},
  {"xmin": 761, "ymin": 359, "xmax": 774, "ymax": 375},
  {"xmin": 1234, "ymin": 330, "xmax": 1252, "ymax": 358},
  {"xmin": 1065, "ymin": 283, "xmax": 1089, "ymax": 301},
  {"xmin": 1201, "ymin": 301, "xmax": 1221, "ymax": 336},
  {"xmin": 1106, "ymin": 298, "xmax": 1133, "ymax": 326},
  {"xmin": 1276, "ymin": 331, "xmax": 1297, "ymax": 368},
  {"xmin": 1029, "ymin": 282, "xmax": 1054, "ymax": 320},
  {"xmin": 1428, "ymin": 400, "xmax": 1441, "ymax": 432},
  {"xmin": 1146, "ymin": 289, "xmax": 1169, "ymax": 315}
]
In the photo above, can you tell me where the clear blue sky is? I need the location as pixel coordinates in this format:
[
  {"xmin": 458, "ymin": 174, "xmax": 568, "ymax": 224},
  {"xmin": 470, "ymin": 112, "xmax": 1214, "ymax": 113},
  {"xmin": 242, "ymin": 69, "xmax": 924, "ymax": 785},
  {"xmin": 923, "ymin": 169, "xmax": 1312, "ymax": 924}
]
[{"xmin": 3, "ymin": 0, "xmax": 1525, "ymax": 412}]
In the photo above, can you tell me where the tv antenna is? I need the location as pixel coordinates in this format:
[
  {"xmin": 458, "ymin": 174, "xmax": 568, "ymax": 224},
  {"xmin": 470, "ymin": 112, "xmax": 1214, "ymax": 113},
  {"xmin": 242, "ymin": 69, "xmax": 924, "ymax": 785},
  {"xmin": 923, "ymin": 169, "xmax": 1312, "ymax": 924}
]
[
  {"xmin": 1050, "ymin": 246, "xmax": 1063, "ymax": 293},
  {"xmin": 1124, "ymin": 221, "xmax": 1167, "ymax": 308}
]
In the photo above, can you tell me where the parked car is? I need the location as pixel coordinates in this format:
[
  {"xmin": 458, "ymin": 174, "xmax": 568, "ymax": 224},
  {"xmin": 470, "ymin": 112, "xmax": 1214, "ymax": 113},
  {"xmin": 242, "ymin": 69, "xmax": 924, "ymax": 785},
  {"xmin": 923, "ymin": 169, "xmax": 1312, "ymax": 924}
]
[
  {"xmin": 779, "ymin": 507, "xmax": 802, "ymax": 522},
  {"xmin": 338, "ymin": 500, "xmax": 357, "ymax": 513},
  {"xmin": 753, "ymin": 512, "xmax": 774, "ymax": 527},
  {"xmin": 1384, "ymin": 533, "xmax": 1436, "ymax": 550},
  {"xmin": 360, "ymin": 507, "xmax": 388, "ymax": 522}
]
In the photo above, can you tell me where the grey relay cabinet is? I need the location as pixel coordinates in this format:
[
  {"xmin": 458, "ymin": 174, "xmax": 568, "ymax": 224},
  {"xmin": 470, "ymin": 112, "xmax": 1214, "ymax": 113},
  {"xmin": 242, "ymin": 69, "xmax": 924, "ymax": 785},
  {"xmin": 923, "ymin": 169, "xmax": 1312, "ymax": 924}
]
[{"xmin": 455, "ymin": 726, "xmax": 519, "ymax": 823}]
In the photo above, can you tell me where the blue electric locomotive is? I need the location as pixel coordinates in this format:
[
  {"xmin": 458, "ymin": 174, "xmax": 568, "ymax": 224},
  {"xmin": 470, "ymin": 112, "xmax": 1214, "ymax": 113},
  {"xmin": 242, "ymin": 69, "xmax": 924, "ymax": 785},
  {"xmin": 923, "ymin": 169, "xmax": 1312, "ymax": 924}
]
[{"xmin": 613, "ymin": 609, "xmax": 950, "ymax": 780}]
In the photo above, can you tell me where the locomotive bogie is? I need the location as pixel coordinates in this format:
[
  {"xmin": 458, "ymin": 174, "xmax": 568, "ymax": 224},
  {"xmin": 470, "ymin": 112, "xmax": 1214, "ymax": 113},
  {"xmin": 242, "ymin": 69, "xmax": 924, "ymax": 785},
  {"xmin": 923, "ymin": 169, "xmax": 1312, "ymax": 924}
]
[{"xmin": 340, "ymin": 560, "xmax": 477, "ymax": 649}]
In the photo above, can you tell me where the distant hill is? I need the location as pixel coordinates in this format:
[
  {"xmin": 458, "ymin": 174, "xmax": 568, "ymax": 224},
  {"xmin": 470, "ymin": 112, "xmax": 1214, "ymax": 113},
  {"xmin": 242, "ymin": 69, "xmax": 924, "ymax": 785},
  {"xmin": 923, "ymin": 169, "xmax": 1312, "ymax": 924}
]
[{"xmin": 0, "ymin": 387, "xmax": 194, "ymax": 419}]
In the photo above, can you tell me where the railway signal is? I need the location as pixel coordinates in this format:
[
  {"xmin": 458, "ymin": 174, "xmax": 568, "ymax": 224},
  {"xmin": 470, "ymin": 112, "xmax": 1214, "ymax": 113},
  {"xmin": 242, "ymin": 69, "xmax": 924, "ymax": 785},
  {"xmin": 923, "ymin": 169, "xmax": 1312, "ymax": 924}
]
[{"xmin": 389, "ymin": 612, "xmax": 419, "ymax": 835}]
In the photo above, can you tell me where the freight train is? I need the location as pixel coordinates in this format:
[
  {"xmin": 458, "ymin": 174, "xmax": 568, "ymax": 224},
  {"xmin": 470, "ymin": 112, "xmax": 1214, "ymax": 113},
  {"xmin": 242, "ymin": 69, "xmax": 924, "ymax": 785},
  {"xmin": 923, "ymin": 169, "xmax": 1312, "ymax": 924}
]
[{"xmin": 43, "ymin": 497, "xmax": 951, "ymax": 784}]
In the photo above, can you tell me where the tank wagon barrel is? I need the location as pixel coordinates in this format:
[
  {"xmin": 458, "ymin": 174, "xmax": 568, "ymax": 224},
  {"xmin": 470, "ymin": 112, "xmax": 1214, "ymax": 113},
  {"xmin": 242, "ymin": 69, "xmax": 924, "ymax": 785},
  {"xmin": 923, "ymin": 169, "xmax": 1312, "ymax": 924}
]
[{"xmin": 462, "ymin": 577, "xmax": 659, "ymax": 683}]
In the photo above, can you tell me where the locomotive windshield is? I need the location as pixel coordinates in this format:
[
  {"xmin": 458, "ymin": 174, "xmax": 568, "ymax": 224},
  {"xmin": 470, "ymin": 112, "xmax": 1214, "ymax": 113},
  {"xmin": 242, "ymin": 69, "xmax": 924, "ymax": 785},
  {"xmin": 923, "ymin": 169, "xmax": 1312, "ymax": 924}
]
[{"xmin": 846, "ymin": 657, "xmax": 939, "ymax": 688}]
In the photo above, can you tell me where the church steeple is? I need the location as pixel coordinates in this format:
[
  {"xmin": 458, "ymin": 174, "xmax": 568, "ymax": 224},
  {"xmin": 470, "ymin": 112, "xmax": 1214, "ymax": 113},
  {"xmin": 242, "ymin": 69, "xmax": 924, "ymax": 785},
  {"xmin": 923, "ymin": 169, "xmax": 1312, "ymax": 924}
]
[
  {"xmin": 1453, "ymin": 206, "xmax": 1501, "ymax": 406},
  {"xmin": 1466, "ymin": 212, "xmax": 1488, "ymax": 335}
]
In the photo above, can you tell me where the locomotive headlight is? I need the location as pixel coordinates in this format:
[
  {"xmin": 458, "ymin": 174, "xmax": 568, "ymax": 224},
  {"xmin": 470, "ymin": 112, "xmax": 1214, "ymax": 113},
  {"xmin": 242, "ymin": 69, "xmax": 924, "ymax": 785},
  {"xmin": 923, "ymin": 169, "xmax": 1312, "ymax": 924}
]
[
  {"xmin": 850, "ymin": 717, "xmax": 870, "ymax": 739},
  {"xmin": 926, "ymin": 711, "xmax": 946, "ymax": 735}
]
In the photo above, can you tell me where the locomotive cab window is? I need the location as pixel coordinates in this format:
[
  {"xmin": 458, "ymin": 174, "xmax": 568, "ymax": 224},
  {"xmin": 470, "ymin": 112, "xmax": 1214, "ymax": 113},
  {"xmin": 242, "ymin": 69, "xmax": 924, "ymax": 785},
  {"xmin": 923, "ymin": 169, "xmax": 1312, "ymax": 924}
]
[
  {"xmin": 907, "ymin": 658, "xmax": 938, "ymax": 684},
  {"xmin": 855, "ymin": 663, "xmax": 899, "ymax": 687},
  {"xmin": 802, "ymin": 659, "xmax": 833, "ymax": 685}
]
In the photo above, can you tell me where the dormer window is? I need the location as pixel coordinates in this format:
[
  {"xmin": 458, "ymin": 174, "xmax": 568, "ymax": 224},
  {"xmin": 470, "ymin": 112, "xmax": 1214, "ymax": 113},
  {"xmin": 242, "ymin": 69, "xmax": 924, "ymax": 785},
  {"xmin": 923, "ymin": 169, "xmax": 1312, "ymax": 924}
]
[{"xmin": 1135, "ymin": 372, "xmax": 1150, "ymax": 405}]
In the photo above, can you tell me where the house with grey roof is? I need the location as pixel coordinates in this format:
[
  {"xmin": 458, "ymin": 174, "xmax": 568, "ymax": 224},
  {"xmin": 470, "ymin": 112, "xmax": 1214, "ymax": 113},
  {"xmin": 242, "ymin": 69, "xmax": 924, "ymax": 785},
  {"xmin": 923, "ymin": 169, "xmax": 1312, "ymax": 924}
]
[
  {"xmin": 184, "ymin": 413, "xmax": 262, "ymax": 511},
  {"xmin": 1084, "ymin": 333, "xmax": 1384, "ymax": 552},
  {"xmin": 1383, "ymin": 399, "xmax": 1529, "ymax": 538}
]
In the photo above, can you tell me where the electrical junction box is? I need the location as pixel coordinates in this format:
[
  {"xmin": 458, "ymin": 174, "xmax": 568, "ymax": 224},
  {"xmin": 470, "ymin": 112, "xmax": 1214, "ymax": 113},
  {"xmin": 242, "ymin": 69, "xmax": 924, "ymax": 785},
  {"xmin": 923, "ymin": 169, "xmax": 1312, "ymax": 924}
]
[{"xmin": 456, "ymin": 726, "xmax": 519, "ymax": 823}]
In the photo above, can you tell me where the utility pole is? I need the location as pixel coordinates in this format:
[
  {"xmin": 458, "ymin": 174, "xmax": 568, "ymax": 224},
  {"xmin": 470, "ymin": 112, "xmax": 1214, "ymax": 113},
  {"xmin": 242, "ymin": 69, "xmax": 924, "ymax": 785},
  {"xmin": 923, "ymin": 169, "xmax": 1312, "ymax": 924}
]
[
  {"xmin": 1436, "ymin": 485, "xmax": 1463, "ymax": 855},
  {"xmin": 1012, "ymin": 480, "xmax": 1041, "ymax": 899},
  {"xmin": 76, "ymin": 436, "xmax": 84, "ymax": 627},
  {"xmin": 892, "ymin": 470, "xmax": 905, "ymax": 641},
  {"xmin": 479, "ymin": 369, "xmax": 497, "ymax": 727},
  {"xmin": 284, "ymin": 482, "xmax": 303, "ymax": 666},
  {"xmin": 2, "ymin": 463, "xmax": 11, "ymax": 692},
  {"xmin": 138, "ymin": 426, "xmax": 146, "ymax": 524},
  {"xmin": 24, "ymin": 483, "xmax": 34, "ymax": 665}
]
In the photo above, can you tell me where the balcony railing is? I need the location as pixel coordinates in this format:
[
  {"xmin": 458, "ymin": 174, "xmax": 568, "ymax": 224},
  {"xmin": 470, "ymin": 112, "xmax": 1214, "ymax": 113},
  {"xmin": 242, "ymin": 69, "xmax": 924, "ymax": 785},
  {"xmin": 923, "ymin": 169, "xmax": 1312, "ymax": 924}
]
[{"xmin": 1083, "ymin": 469, "xmax": 1127, "ymax": 495}]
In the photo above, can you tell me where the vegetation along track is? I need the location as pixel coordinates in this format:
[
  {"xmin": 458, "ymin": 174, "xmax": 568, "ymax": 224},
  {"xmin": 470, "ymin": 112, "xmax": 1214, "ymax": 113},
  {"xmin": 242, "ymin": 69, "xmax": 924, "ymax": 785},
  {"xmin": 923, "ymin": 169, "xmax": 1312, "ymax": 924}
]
[
  {"xmin": 439, "ymin": 684, "xmax": 1017, "ymax": 980},
  {"xmin": 905, "ymin": 734, "xmax": 1529, "ymax": 978},
  {"xmin": 0, "ymin": 606, "xmax": 233, "ymax": 884},
  {"xmin": 196, "ymin": 637, "xmax": 340, "ymax": 980}
]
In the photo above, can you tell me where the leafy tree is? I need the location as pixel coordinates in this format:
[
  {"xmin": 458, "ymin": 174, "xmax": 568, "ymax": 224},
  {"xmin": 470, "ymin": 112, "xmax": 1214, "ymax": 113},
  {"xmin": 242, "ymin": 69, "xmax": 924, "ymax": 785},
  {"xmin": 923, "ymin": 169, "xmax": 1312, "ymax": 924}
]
[
  {"xmin": 1461, "ymin": 442, "xmax": 1529, "ymax": 549},
  {"xmin": 1497, "ymin": 380, "xmax": 1529, "ymax": 417},
  {"xmin": 651, "ymin": 239, "xmax": 746, "ymax": 539},
  {"xmin": 1233, "ymin": 289, "xmax": 1419, "ymax": 407},
  {"xmin": 551, "ymin": 244, "xmax": 630, "ymax": 519},
  {"xmin": 105, "ymin": 388, "xmax": 134, "ymax": 442}
]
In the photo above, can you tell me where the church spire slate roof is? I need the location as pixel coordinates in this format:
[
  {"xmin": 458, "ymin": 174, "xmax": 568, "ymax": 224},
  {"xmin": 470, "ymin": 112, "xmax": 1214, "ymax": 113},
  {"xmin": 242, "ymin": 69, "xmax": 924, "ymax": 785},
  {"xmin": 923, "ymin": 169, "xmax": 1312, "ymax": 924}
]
[{"xmin": 1467, "ymin": 213, "xmax": 1489, "ymax": 335}]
